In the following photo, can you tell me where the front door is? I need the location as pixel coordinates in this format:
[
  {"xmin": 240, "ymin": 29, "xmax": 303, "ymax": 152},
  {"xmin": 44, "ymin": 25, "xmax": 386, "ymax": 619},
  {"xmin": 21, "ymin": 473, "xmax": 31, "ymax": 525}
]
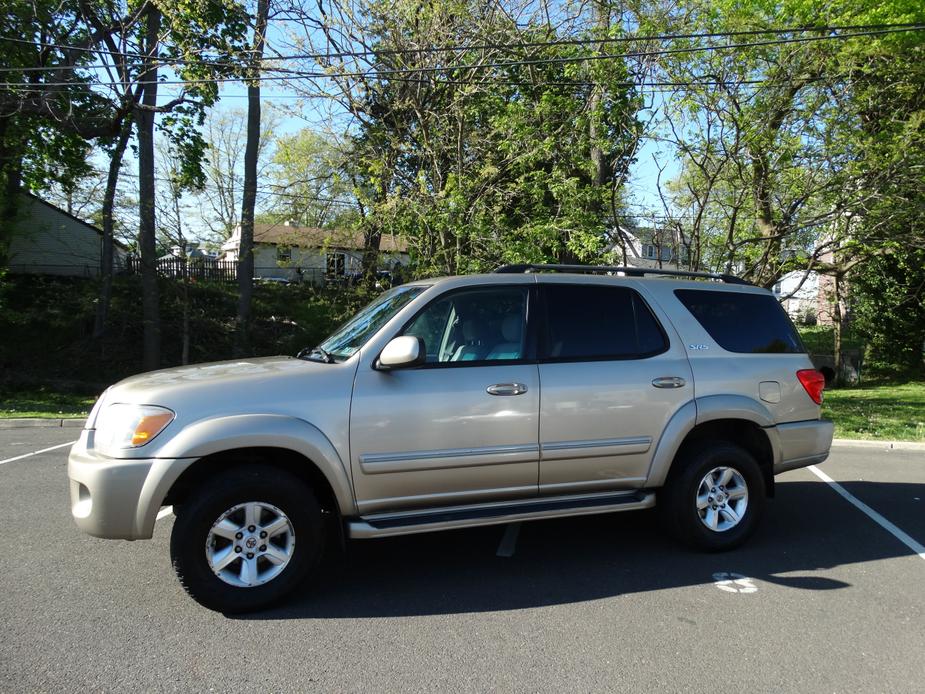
[
  {"xmin": 537, "ymin": 281, "xmax": 693, "ymax": 494},
  {"xmin": 349, "ymin": 286, "xmax": 540, "ymax": 514}
]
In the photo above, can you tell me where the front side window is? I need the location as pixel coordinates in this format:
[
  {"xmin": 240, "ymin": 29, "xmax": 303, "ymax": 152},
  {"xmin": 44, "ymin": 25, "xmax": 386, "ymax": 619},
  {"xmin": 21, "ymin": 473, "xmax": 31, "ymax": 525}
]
[
  {"xmin": 317, "ymin": 285, "xmax": 426, "ymax": 360},
  {"xmin": 540, "ymin": 284, "xmax": 668, "ymax": 360},
  {"xmin": 403, "ymin": 287, "xmax": 528, "ymax": 364}
]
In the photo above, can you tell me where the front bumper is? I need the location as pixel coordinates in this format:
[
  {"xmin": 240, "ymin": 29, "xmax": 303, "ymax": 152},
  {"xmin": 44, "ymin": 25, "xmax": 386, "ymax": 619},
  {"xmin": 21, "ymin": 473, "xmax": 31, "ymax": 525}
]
[
  {"xmin": 67, "ymin": 430, "xmax": 190, "ymax": 540},
  {"xmin": 773, "ymin": 419, "xmax": 835, "ymax": 474}
]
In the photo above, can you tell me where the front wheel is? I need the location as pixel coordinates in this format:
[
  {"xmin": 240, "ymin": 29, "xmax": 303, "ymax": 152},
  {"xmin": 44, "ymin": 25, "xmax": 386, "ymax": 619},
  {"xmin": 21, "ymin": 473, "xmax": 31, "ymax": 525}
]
[
  {"xmin": 170, "ymin": 465, "xmax": 324, "ymax": 612},
  {"xmin": 659, "ymin": 442, "xmax": 766, "ymax": 551}
]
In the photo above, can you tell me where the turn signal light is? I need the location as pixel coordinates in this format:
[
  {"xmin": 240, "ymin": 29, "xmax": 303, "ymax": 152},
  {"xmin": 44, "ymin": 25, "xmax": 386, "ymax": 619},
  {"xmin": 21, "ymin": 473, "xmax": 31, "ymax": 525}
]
[
  {"xmin": 131, "ymin": 412, "xmax": 175, "ymax": 446},
  {"xmin": 797, "ymin": 369, "xmax": 826, "ymax": 405}
]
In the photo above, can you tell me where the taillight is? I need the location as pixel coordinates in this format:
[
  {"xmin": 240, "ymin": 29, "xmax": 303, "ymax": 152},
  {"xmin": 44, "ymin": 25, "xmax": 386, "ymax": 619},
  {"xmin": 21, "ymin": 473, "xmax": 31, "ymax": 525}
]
[{"xmin": 797, "ymin": 369, "xmax": 826, "ymax": 405}]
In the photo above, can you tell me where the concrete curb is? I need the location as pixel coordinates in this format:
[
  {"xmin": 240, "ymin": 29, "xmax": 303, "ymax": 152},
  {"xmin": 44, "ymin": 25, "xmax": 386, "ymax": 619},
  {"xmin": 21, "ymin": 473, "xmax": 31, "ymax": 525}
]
[
  {"xmin": 832, "ymin": 438, "xmax": 925, "ymax": 452},
  {"xmin": 0, "ymin": 418, "xmax": 86, "ymax": 430}
]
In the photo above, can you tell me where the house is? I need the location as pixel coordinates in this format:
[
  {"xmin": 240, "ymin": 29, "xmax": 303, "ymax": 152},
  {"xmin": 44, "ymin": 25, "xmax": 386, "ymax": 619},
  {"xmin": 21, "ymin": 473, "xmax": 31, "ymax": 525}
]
[
  {"xmin": 773, "ymin": 271, "xmax": 822, "ymax": 324},
  {"xmin": 6, "ymin": 192, "xmax": 128, "ymax": 277},
  {"xmin": 608, "ymin": 224, "xmax": 686, "ymax": 270},
  {"xmin": 220, "ymin": 222, "xmax": 410, "ymax": 285}
]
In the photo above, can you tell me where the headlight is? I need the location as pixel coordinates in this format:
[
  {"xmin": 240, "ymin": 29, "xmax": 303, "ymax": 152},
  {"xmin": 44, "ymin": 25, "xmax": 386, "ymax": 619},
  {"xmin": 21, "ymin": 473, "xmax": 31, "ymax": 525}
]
[{"xmin": 94, "ymin": 404, "xmax": 175, "ymax": 451}]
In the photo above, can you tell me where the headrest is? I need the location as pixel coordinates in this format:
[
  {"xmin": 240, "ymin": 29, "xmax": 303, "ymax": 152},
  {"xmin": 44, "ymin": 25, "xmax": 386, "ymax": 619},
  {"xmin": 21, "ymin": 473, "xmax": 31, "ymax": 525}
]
[
  {"xmin": 462, "ymin": 320, "xmax": 479, "ymax": 341},
  {"xmin": 502, "ymin": 314, "xmax": 522, "ymax": 342}
]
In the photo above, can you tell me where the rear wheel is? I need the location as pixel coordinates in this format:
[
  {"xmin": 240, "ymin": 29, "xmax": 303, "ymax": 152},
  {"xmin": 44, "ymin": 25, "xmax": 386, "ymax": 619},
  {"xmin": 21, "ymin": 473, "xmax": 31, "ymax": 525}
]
[
  {"xmin": 659, "ymin": 442, "xmax": 765, "ymax": 551},
  {"xmin": 170, "ymin": 465, "xmax": 324, "ymax": 612}
]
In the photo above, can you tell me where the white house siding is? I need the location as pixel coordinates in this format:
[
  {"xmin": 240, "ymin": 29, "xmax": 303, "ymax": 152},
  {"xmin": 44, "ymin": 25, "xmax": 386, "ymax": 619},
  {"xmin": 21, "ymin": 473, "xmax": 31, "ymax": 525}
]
[
  {"xmin": 7, "ymin": 195, "xmax": 126, "ymax": 277},
  {"xmin": 774, "ymin": 271, "xmax": 820, "ymax": 321},
  {"xmin": 253, "ymin": 246, "xmax": 409, "ymax": 285},
  {"xmin": 221, "ymin": 223, "xmax": 410, "ymax": 284},
  {"xmin": 251, "ymin": 245, "xmax": 326, "ymax": 284}
]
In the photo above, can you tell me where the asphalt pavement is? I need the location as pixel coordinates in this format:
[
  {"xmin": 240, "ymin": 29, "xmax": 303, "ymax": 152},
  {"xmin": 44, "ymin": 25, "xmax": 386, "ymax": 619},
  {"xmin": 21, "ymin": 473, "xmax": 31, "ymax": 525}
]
[{"xmin": 1, "ymin": 428, "xmax": 924, "ymax": 693}]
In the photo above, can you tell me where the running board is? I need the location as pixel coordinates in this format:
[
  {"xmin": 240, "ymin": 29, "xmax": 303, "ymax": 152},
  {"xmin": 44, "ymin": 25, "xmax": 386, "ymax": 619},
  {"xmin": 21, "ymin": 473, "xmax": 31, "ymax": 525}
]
[{"xmin": 347, "ymin": 490, "xmax": 655, "ymax": 539}]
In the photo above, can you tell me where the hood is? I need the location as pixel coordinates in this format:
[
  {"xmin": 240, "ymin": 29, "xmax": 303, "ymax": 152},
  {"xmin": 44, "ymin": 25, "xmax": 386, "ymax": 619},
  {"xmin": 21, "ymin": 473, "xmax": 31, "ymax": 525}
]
[
  {"xmin": 90, "ymin": 356, "xmax": 356, "ymax": 431},
  {"xmin": 114, "ymin": 356, "xmax": 308, "ymax": 395}
]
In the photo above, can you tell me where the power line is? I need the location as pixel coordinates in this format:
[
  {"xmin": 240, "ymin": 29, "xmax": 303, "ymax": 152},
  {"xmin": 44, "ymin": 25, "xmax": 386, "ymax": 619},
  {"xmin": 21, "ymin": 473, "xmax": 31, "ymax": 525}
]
[
  {"xmin": 113, "ymin": 170, "xmax": 359, "ymax": 206},
  {"xmin": 0, "ymin": 23, "xmax": 921, "ymax": 79},
  {"xmin": 1, "ymin": 22, "xmax": 919, "ymax": 66},
  {"xmin": 2, "ymin": 75, "xmax": 811, "ymax": 93},
  {"xmin": 7, "ymin": 69, "xmax": 906, "ymax": 100},
  {"xmin": 280, "ymin": 26, "xmax": 925, "ymax": 80}
]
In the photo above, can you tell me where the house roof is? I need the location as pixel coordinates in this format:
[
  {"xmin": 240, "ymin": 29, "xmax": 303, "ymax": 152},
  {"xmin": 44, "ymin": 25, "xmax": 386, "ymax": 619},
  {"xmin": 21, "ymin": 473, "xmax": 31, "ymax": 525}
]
[
  {"xmin": 252, "ymin": 223, "xmax": 408, "ymax": 253},
  {"xmin": 23, "ymin": 191, "xmax": 131, "ymax": 251}
]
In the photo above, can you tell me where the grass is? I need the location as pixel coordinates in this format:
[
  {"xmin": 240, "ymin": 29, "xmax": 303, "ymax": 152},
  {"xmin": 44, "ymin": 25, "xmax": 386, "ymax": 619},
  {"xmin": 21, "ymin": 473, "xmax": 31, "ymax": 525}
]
[
  {"xmin": 822, "ymin": 381, "xmax": 925, "ymax": 442},
  {"xmin": 0, "ymin": 387, "xmax": 97, "ymax": 419}
]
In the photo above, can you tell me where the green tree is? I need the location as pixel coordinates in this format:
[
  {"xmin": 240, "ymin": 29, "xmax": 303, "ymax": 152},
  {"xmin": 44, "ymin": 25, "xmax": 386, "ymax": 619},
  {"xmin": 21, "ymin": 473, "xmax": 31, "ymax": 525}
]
[
  {"xmin": 850, "ymin": 248, "xmax": 925, "ymax": 373},
  {"xmin": 634, "ymin": 0, "xmax": 924, "ymax": 287},
  {"xmin": 286, "ymin": 0, "xmax": 641, "ymax": 280},
  {"xmin": 262, "ymin": 129, "xmax": 358, "ymax": 229}
]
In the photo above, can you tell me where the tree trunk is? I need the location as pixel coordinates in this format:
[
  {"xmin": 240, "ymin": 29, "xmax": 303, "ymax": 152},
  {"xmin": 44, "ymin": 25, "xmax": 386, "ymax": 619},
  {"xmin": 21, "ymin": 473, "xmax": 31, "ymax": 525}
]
[
  {"xmin": 0, "ymin": 117, "xmax": 22, "ymax": 266},
  {"xmin": 833, "ymin": 272, "xmax": 845, "ymax": 386},
  {"xmin": 361, "ymin": 173, "xmax": 388, "ymax": 289},
  {"xmin": 94, "ymin": 119, "xmax": 132, "ymax": 339},
  {"xmin": 580, "ymin": 0, "xmax": 609, "ymax": 266},
  {"xmin": 235, "ymin": 0, "xmax": 270, "ymax": 356},
  {"xmin": 181, "ymin": 255, "xmax": 190, "ymax": 366},
  {"xmin": 589, "ymin": 0, "xmax": 608, "ymax": 191},
  {"xmin": 362, "ymin": 228, "xmax": 382, "ymax": 290},
  {"xmin": 135, "ymin": 6, "xmax": 162, "ymax": 371}
]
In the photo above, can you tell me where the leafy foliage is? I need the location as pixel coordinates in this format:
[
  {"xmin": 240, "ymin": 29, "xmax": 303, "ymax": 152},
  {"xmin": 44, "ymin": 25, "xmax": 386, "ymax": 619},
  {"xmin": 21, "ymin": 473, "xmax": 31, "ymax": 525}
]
[
  {"xmin": 260, "ymin": 129, "xmax": 359, "ymax": 229},
  {"xmin": 311, "ymin": 0, "xmax": 642, "ymax": 276},
  {"xmin": 0, "ymin": 274, "xmax": 369, "ymax": 385},
  {"xmin": 631, "ymin": 0, "xmax": 925, "ymax": 286},
  {"xmin": 850, "ymin": 248, "xmax": 925, "ymax": 372}
]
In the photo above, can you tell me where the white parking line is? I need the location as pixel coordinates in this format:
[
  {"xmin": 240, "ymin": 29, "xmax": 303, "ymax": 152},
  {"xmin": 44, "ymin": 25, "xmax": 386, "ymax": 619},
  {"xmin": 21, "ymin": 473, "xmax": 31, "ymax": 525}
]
[
  {"xmin": 155, "ymin": 506, "xmax": 174, "ymax": 521},
  {"xmin": 0, "ymin": 441, "xmax": 76, "ymax": 466},
  {"xmin": 809, "ymin": 465, "xmax": 925, "ymax": 562},
  {"xmin": 496, "ymin": 522, "xmax": 521, "ymax": 557}
]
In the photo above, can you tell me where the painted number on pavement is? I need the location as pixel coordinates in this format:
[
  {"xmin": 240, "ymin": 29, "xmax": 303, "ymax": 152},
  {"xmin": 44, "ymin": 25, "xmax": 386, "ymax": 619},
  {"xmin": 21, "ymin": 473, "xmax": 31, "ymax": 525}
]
[{"xmin": 712, "ymin": 572, "xmax": 758, "ymax": 593}]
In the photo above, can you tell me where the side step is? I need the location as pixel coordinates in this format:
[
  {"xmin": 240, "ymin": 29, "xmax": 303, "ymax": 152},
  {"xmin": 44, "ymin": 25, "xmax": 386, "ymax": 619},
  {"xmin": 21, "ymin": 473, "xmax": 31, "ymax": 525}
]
[{"xmin": 348, "ymin": 490, "xmax": 655, "ymax": 539}]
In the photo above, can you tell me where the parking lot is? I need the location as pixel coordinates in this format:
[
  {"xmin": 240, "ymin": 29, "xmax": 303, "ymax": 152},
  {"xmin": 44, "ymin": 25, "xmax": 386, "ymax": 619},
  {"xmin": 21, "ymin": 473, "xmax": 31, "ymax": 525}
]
[{"xmin": 1, "ymin": 427, "xmax": 923, "ymax": 692}]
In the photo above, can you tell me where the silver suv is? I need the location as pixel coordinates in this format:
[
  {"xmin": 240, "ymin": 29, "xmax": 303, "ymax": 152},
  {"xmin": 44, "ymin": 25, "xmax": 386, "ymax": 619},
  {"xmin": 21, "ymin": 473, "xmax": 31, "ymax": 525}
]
[{"xmin": 68, "ymin": 264, "xmax": 833, "ymax": 612}]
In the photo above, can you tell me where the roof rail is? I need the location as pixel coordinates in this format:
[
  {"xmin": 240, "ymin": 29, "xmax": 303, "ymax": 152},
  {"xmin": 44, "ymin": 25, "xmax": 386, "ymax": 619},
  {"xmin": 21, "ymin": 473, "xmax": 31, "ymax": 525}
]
[{"xmin": 493, "ymin": 263, "xmax": 753, "ymax": 286}]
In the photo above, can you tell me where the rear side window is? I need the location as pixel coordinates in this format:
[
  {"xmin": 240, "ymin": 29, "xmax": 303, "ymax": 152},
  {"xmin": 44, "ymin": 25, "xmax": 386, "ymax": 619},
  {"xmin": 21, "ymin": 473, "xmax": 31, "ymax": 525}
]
[
  {"xmin": 541, "ymin": 285, "xmax": 668, "ymax": 360},
  {"xmin": 675, "ymin": 289, "xmax": 804, "ymax": 354}
]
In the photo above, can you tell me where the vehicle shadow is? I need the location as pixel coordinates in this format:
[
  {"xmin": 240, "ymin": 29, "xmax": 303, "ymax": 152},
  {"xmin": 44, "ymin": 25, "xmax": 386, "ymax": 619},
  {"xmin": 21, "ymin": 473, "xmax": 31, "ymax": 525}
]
[{"xmin": 235, "ymin": 480, "xmax": 925, "ymax": 620}]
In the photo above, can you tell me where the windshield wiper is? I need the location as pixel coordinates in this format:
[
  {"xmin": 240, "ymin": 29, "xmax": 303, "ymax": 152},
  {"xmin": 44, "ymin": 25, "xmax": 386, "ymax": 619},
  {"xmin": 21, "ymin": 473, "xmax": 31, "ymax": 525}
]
[{"xmin": 297, "ymin": 346, "xmax": 335, "ymax": 363}]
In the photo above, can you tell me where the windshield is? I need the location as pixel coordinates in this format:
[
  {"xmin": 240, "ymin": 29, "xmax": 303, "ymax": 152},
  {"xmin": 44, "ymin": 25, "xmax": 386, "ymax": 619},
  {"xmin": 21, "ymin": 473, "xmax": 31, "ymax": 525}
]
[{"xmin": 315, "ymin": 285, "xmax": 427, "ymax": 360}]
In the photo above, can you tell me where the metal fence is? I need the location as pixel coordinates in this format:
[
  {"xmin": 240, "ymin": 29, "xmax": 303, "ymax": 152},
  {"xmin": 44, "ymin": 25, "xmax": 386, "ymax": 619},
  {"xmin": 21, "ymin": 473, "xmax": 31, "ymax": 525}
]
[{"xmin": 124, "ymin": 256, "xmax": 330, "ymax": 286}]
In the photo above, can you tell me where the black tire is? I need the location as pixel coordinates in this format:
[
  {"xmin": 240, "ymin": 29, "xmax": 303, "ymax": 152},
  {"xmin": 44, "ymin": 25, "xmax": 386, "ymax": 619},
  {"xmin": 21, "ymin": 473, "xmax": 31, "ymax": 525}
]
[
  {"xmin": 659, "ymin": 441, "xmax": 766, "ymax": 551},
  {"xmin": 170, "ymin": 465, "xmax": 324, "ymax": 613}
]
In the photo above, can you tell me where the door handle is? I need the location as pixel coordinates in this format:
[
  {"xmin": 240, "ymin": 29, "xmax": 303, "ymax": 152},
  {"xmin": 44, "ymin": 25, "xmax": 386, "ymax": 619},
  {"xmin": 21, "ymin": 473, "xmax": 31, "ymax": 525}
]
[
  {"xmin": 651, "ymin": 376, "xmax": 686, "ymax": 389},
  {"xmin": 486, "ymin": 383, "xmax": 528, "ymax": 396}
]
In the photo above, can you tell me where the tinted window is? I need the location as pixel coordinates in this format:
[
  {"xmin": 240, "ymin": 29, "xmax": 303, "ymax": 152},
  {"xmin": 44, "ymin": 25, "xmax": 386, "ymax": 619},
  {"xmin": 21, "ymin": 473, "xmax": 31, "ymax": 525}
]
[
  {"xmin": 541, "ymin": 285, "xmax": 668, "ymax": 360},
  {"xmin": 675, "ymin": 289, "xmax": 804, "ymax": 354},
  {"xmin": 404, "ymin": 287, "xmax": 528, "ymax": 364}
]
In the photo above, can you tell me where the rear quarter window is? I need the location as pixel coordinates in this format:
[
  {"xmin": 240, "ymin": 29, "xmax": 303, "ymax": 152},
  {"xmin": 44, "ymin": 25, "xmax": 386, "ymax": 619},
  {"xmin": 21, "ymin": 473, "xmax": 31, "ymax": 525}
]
[{"xmin": 674, "ymin": 289, "xmax": 805, "ymax": 354}]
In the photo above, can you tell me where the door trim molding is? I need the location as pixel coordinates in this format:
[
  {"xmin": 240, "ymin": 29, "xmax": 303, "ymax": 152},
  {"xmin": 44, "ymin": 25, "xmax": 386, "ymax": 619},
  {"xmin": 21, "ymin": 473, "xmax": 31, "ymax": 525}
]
[
  {"xmin": 359, "ymin": 443, "xmax": 540, "ymax": 474},
  {"xmin": 540, "ymin": 435, "xmax": 652, "ymax": 461}
]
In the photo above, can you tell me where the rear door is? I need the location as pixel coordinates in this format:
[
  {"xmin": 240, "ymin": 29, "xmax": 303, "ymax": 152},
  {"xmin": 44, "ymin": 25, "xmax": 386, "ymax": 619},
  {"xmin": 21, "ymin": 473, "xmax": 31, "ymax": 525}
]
[{"xmin": 536, "ymin": 280, "xmax": 693, "ymax": 494}]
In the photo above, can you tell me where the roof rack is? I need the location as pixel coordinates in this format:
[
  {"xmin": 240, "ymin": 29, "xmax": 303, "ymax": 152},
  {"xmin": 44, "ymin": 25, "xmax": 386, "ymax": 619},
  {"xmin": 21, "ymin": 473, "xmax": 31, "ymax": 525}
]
[{"xmin": 493, "ymin": 263, "xmax": 753, "ymax": 286}]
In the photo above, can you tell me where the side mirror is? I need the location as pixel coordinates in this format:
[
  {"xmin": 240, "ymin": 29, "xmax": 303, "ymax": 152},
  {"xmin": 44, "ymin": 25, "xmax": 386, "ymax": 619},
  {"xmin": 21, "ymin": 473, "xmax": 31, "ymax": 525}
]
[{"xmin": 376, "ymin": 336, "xmax": 425, "ymax": 370}]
